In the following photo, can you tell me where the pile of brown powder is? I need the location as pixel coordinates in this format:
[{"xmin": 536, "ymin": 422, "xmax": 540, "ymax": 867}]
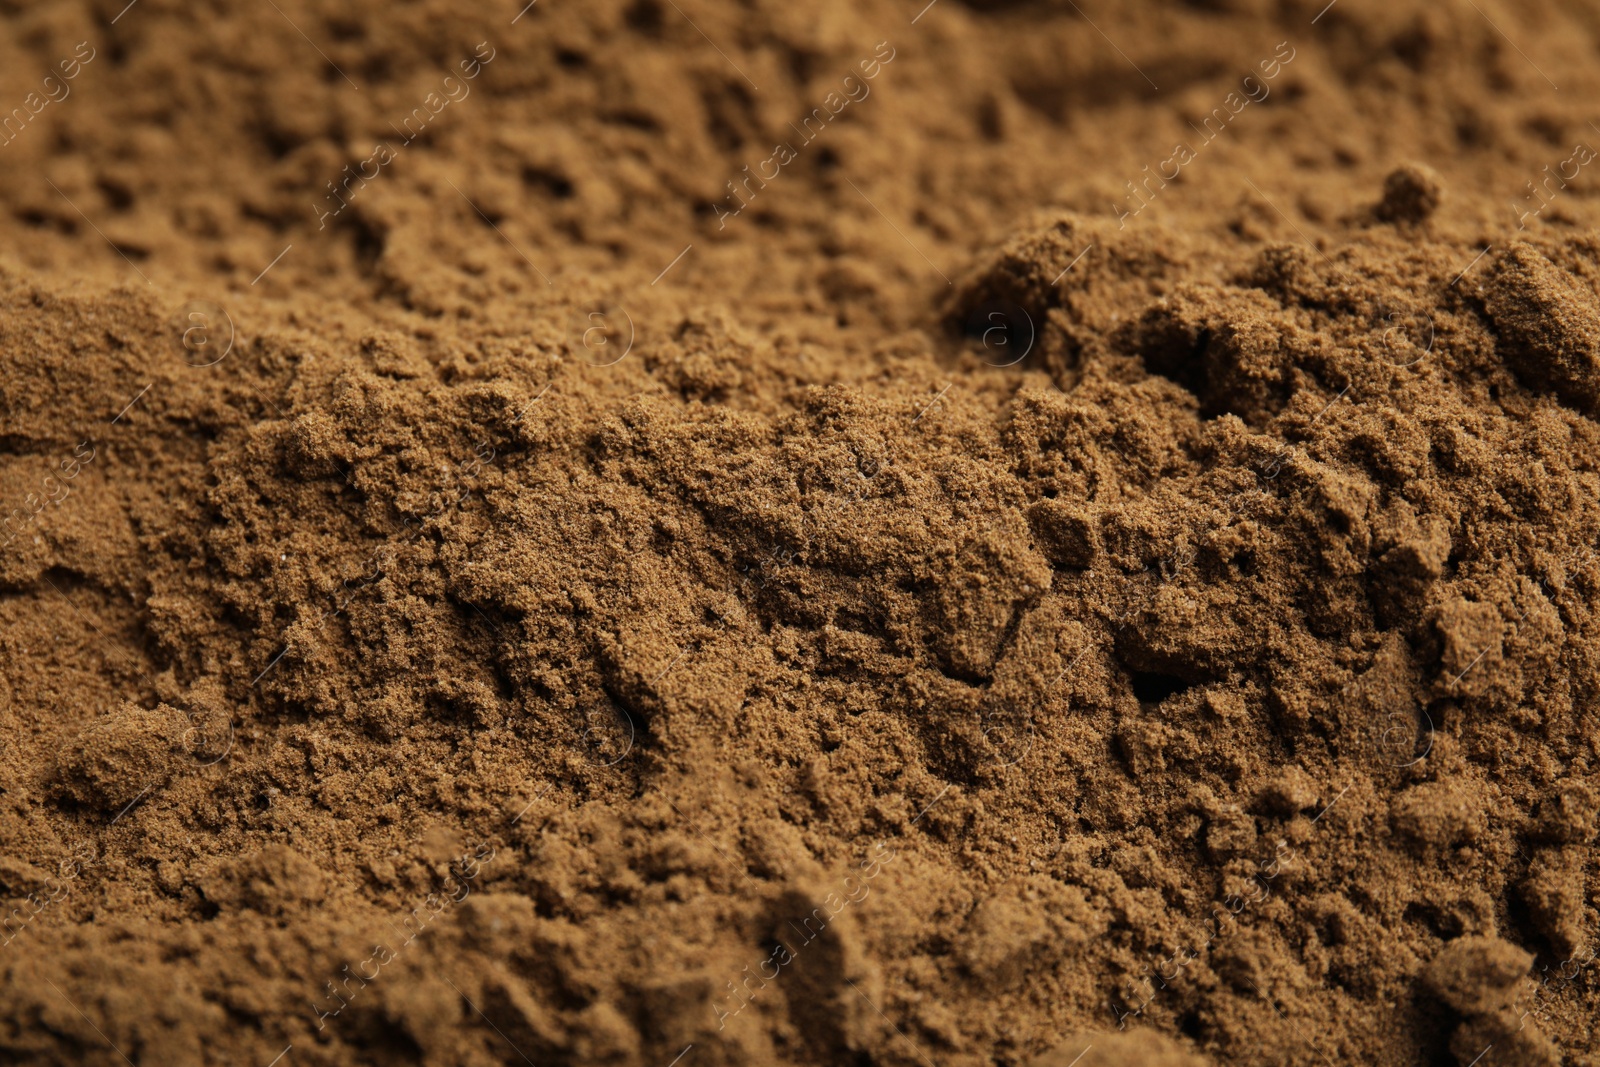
[{"xmin": 3, "ymin": 1, "xmax": 1600, "ymax": 1065}]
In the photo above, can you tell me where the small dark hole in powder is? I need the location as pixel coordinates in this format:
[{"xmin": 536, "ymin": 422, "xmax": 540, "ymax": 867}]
[{"xmin": 1130, "ymin": 670, "xmax": 1191, "ymax": 704}]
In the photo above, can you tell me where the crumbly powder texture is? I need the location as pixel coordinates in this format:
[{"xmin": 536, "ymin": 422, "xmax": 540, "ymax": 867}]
[{"xmin": 2, "ymin": 1, "xmax": 1600, "ymax": 1065}]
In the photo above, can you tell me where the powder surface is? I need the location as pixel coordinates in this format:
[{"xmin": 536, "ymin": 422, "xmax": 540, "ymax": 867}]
[{"xmin": 2, "ymin": 2, "xmax": 1600, "ymax": 1066}]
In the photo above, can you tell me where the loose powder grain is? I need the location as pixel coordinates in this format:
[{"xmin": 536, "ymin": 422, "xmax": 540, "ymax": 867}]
[{"xmin": 2, "ymin": 1, "xmax": 1600, "ymax": 1066}]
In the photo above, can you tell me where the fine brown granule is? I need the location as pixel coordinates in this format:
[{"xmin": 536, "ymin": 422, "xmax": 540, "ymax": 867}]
[{"xmin": 3, "ymin": 1, "xmax": 1600, "ymax": 1066}]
